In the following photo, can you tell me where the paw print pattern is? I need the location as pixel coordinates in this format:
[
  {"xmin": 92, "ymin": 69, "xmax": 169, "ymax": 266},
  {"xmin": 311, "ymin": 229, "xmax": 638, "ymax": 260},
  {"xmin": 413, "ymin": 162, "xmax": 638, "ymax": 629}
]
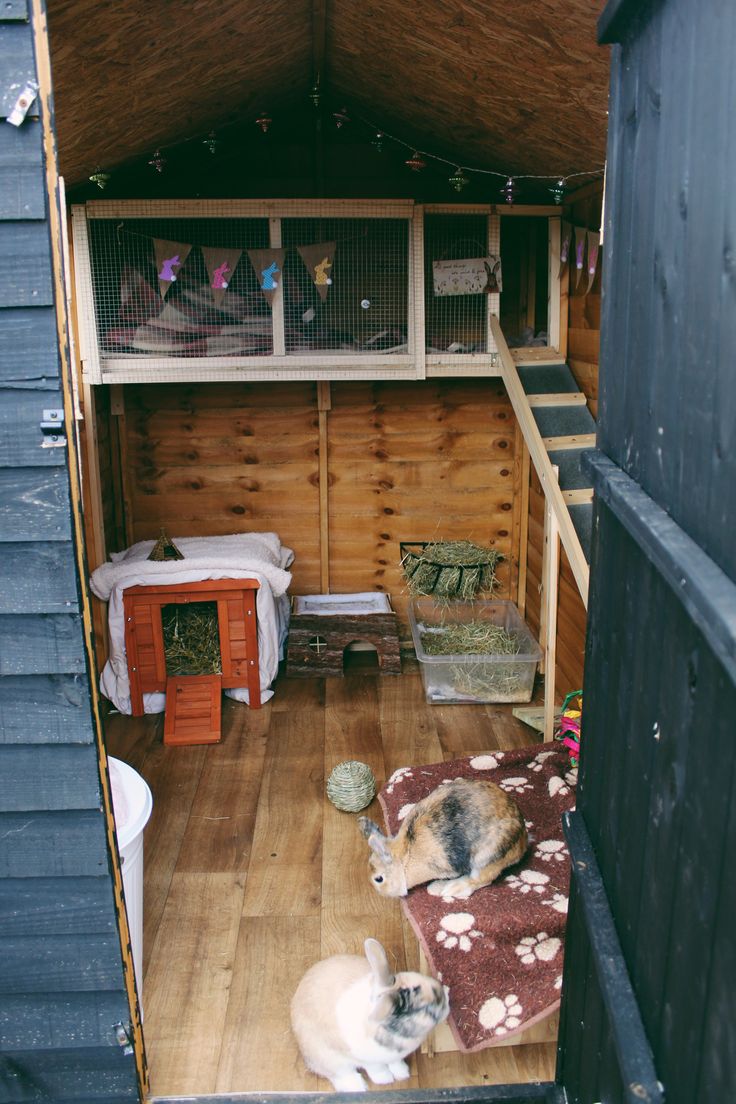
[
  {"xmin": 535, "ymin": 839, "xmax": 569, "ymax": 863},
  {"xmin": 543, "ymin": 892, "xmax": 569, "ymax": 914},
  {"xmin": 469, "ymin": 754, "xmax": 503, "ymax": 771},
  {"xmin": 554, "ymin": 974, "xmax": 563, "ymax": 990},
  {"xmin": 500, "ymin": 775, "xmax": 534, "ymax": 794},
  {"xmin": 548, "ymin": 775, "xmax": 572, "ymax": 798},
  {"xmin": 435, "ymin": 911, "xmax": 483, "ymax": 952},
  {"xmin": 397, "ymin": 802, "xmax": 416, "ymax": 822},
  {"xmin": 528, "ymin": 750, "xmax": 556, "ymax": 772},
  {"xmin": 505, "ymin": 869, "xmax": 550, "ymax": 895},
  {"xmin": 515, "ymin": 931, "xmax": 562, "ymax": 965},
  {"xmin": 385, "ymin": 766, "xmax": 413, "ymax": 794},
  {"xmin": 478, "ymin": 993, "xmax": 523, "ymax": 1035}
]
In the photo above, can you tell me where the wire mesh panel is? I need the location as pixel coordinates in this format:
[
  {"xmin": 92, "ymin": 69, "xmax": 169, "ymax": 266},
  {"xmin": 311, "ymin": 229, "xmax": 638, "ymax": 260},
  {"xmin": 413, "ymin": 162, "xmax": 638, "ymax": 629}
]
[
  {"xmin": 424, "ymin": 213, "xmax": 495, "ymax": 355},
  {"xmin": 280, "ymin": 217, "xmax": 409, "ymax": 354},
  {"xmin": 87, "ymin": 217, "xmax": 272, "ymax": 359}
]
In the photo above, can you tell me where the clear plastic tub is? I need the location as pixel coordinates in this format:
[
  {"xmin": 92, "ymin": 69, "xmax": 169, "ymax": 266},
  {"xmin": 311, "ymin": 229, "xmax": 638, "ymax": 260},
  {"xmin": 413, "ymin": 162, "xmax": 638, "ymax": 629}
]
[{"xmin": 409, "ymin": 598, "xmax": 542, "ymax": 704}]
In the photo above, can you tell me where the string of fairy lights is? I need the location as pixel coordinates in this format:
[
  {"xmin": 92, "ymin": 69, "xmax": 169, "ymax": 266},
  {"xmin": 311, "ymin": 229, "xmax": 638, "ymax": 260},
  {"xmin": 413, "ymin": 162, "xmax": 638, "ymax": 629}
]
[{"xmin": 88, "ymin": 91, "xmax": 605, "ymax": 204}]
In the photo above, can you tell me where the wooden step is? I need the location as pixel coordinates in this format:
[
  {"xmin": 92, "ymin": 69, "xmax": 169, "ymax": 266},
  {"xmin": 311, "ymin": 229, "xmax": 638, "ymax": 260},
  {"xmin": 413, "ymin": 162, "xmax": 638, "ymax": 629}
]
[
  {"xmin": 527, "ymin": 392, "xmax": 588, "ymax": 408},
  {"xmin": 164, "ymin": 674, "xmax": 223, "ymax": 746}
]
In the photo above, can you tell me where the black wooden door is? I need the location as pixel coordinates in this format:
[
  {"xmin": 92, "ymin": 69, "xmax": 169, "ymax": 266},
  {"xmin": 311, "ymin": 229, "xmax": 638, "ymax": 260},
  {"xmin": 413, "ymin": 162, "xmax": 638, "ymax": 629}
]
[
  {"xmin": 556, "ymin": 1, "xmax": 736, "ymax": 1101},
  {"xmin": 0, "ymin": 2, "xmax": 144, "ymax": 1098}
]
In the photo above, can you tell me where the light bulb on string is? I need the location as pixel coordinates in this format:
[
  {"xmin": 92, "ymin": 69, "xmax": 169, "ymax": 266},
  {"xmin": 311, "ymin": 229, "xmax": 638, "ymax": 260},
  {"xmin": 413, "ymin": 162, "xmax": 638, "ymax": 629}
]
[
  {"xmin": 309, "ymin": 77, "xmax": 321, "ymax": 108},
  {"xmin": 549, "ymin": 178, "xmax": 566, "ymax": 204},
  {"xmin": 255, "ymin": 112, "xmax": 272, "ymax": 133},
  {"xmin": 332, "ymin": 106, "xmax": 350, "ymax": 128},
  {"xmin": 501, "ymin": 177, "xmax": 516, "ymax": 204},
  {"xmin": 371, "ymin": 131, "xmax": 385, "ymax": 153},
  {"xmin": 448, "ymin": 167, "xmax": 469, "ymax": 192},
  {"xmin": 89, "ymin": 169, "xmax": 110, "ymax": 190},
  {"xmin": 202, "ymin": 131, "xmax": 219, "ymax": 155},
  {"xmin": 148, "ymin": 149, "xmax": 167, "ymax": 173},
  {"xmin": 405, "ymin": 150, "xmax": 426, "ymax": 172}
]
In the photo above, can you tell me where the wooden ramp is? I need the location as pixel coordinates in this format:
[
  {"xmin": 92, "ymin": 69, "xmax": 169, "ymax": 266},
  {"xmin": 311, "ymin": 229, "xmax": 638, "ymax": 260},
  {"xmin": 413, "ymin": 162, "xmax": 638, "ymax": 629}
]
[
  {"xmin": 493, "ymin": 318, "xmax": 595, "ymax": 742},
  {"xmin": 493, "ymin": 317, "xmax": 594, "ymax": 605}
]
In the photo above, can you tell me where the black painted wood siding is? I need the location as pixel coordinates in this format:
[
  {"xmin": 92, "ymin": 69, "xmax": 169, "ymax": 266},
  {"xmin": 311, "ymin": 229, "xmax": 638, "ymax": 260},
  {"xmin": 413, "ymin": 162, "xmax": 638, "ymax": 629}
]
[
  {"xmin": 557, "ymin": 1, "xmax": 736, "ymax": 1102},
  {"xmin": 0, "ymin": 4, "xmax": 140, "ymax": 1099}
]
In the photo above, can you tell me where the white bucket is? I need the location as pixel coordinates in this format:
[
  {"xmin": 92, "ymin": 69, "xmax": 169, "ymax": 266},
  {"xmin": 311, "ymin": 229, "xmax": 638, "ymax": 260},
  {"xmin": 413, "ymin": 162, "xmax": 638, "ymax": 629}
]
[{"xmin": 108, "ymin": 756, "xmax": 153, "ymax": 1006}]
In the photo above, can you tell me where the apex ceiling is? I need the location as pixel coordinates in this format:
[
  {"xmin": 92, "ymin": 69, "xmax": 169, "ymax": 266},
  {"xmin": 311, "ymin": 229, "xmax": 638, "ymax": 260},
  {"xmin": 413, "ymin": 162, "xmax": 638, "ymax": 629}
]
[{"xmin": 47, "ymin": 0, "xmax": 610, "ymax": 190}]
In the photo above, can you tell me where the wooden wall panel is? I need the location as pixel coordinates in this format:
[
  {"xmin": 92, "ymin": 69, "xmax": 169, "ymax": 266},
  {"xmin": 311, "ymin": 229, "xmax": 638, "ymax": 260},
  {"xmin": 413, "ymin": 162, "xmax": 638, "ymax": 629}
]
[
  {"xmin": 116, "ymin": 378, "xmax": 520, "ymax": 635},
  {"xmin": 124, "ymin": 381, "xmax": 322, "ymax": 595},
  {"xmin": 567, "ymin": 182, "xmax": 603, "ymax": 417},
  {"xmin": 328, "ymin": 380, "xmax": 518, "ymax": 630}
]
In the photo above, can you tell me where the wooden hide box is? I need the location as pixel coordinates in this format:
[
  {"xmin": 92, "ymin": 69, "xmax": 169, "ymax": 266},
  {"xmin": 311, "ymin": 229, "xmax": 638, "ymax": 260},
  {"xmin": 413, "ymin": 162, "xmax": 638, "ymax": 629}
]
[{"xmin": 286, "ymin": 593, "xmax": 401, "ymax": 678}]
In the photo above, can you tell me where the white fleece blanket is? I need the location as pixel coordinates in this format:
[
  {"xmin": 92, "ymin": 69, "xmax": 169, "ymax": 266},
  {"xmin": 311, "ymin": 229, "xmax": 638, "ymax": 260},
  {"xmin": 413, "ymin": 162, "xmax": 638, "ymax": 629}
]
[{"xmin": 90, "ymin": 533, "xmax": 293, "ymax": 713}]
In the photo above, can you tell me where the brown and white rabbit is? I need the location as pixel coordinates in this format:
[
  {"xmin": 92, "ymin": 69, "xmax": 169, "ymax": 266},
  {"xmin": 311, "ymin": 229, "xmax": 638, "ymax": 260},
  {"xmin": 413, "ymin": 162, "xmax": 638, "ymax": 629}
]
[
  {"xmin": 290, "ymin": 937, "xmax": 449, "ymax": 1092},
  {"xmin": 359, "ymin": 777, "xmax": 527, "ymax": 900}
]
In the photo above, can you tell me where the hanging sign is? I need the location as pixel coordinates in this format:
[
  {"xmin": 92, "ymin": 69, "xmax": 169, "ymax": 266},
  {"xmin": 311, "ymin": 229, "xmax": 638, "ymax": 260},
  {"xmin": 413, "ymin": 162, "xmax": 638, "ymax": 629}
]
[
  {"xmin": 201, "ymin": 246, "xmax": 243, "ymax": 307},
  {"xmin": 432, "ymin": 255, "xmax": 503, "ymax": 296},
  {"xmin": 586, "ymin": 230, "xmax": 600, "ymax": 293},
  {"xmin": 247, "ymin": 247, "xmax": 287, "ymax": 305},
  {"xmin": 559, "ymin": 221, "xmax": 572, "ymax": 278},
  {"xmin": 153, "ymin": 239, "xmax": 192, "ymax": 299},
  {"xmin": 297, "ymin": 242, "xmax": 336, "ymax": 301},
  {"xmin": 572, "ymin": 225, "xmax": 587, "ymax": 289}
]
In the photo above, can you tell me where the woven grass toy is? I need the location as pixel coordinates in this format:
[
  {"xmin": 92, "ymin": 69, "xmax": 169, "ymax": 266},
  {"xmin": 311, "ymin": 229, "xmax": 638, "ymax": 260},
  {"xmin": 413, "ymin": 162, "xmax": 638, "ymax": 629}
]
[
  {"xmin": 401, "ymin": 540, "xmax": 502, "ymax": 601},
  {"xmin": 326, "ymin": 760, "xmax": 376, "ymax": 812}
]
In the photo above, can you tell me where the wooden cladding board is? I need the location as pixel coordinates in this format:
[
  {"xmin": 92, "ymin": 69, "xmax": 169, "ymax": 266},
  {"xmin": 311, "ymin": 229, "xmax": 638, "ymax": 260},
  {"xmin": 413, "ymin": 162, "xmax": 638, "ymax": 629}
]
[
  {"xmin": 524, "ymin": 468, "xmax": 586, "ymax": 700},
  {"xmin": 567, "ymin": 186, "xmax": 602, "ymax": 418},
  {"xmin": 98, "ymin": 379, "xmax": 520, "ymax": 635}
]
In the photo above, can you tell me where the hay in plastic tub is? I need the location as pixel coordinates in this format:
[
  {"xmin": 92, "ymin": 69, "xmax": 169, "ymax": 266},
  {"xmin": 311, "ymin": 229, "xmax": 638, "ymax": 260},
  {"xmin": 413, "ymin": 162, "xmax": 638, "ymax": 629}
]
[{"xmin": 326, "ymin": 760, "xmax": 377, "ymax": 812}]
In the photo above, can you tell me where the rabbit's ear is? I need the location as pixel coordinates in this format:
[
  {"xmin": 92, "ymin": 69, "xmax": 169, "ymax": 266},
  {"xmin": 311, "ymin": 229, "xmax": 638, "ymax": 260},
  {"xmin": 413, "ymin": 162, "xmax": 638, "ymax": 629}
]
[
  {"xmin": 364, "ymin": 938, "xmax": 395, "ymax": 988},
  {"xmin": 358, "ymin": 818, "xmax": 392, "ymax": 861}
]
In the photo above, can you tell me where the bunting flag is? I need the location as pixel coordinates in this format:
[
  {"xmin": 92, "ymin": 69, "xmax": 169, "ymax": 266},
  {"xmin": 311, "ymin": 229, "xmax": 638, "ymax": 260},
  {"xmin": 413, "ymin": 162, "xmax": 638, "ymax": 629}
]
[
  {"xmin": 572, "ymin": 225, "xmax": 587, "ymax": 290},
  {"xmin": 559, "ymin": 221, "xmax": 572, "ymax": 279},
  {"xmin": 297, "ymin": 241, "xmax": 336, "ymax": 301},
  {"xmin": 247, "ymin": 247, "xmax": 286, "ymax": 305},
  {"xmin": 586, "ymin": 230, "xmax": 600, "ymax": 293},
  {"xmin": 153, "ymin": 238, "xmax": 192, "ymax": 299},
  {"xmin": 201, "ymin": 246, "xmax": 243, "ymax": 307}
]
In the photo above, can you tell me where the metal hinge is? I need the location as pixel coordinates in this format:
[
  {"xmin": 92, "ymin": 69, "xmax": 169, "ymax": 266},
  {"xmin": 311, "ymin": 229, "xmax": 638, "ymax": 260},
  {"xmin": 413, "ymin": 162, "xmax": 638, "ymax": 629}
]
[
  {"xmin": 40, "ymin": 409, "xmax": 66, "ymax": 448},
  {"xmin": 113, "ymin": 1021, "xmax": 134, "ymax": 1055}
]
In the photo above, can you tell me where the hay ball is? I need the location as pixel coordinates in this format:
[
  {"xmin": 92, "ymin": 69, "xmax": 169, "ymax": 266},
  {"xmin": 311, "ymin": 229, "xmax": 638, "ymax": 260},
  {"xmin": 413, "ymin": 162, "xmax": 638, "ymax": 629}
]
[{"xmin": 326, "ymin": 760, "xmax": 376, "ymax": 812}]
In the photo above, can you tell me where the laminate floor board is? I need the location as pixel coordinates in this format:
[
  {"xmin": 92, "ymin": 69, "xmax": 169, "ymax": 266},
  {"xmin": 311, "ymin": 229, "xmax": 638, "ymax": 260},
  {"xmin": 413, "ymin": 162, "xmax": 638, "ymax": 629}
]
[{"xmin": 105, "ymin": 661, "xmax": 553, "ymax": 1095}]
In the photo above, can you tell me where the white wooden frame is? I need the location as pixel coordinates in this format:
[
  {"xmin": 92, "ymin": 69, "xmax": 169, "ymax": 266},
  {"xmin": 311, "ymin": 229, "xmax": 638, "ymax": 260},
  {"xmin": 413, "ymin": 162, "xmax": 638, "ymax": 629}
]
[{"xmin": 71, "ymin": 199, "xmax": 564, "ymax": 385}]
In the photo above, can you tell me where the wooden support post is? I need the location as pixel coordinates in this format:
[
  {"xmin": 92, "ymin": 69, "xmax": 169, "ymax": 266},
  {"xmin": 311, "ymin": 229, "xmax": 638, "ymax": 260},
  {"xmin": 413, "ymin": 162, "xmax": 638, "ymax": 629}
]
[
  {"xmin": 317, "ymin": 381, "xmax": 331, "ymax": 594},
  {"xmin": 517, "ymin": 437, "xmax": 531, "ymax": 616},
  {"xmin": 542, "ymin": 468, "xmax": 561, "ymax": 743},
  {"xmin": 109, "ymin": 383, "xmax": 134, "ymax": 548},
  {"xmin": 548, "ymin": 217, "xmax": 561, "ymax": 352}
]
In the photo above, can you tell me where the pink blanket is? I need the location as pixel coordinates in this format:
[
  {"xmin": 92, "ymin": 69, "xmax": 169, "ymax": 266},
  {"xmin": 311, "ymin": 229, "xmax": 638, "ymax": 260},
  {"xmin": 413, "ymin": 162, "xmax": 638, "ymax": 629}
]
[{"xmin": 378, "ymin": 745, "xmax": 576, "ymax": 1051}]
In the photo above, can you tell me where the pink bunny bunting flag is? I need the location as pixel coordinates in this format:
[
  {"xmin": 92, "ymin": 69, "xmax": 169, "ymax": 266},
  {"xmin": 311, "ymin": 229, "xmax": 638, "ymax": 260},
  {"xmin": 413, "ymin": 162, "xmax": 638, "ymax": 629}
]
[
  {"xmin": 572, "ymin": 225, "xmax": 587, "ymax": 290},
  {"xmin": 297, "ymin": 241, "xmax": 336, "ymax": 301},
  {"xmin": 247, "ymin": 248, "xmax": 286, "ymax": 306},
  {"xmin": 201, "ymin": 246, "xmax": 243, "ymax": 307},
  {"xmin": 153, "ymin": 239, "xmax": 192, "ymax": 299},
  {"xmin": 586, "ymin": 230, "xmax": 601, "ymax": 293},
  {"xmin": 559, "ymin": 221, "xmax": 572, "ymax": 279}
]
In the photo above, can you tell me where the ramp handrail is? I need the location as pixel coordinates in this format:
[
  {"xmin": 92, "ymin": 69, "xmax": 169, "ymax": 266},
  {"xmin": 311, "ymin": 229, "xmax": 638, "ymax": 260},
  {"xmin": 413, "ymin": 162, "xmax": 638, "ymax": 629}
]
[{"xmin": 491, "ymin": 315, "xmax": 590, "ymax": 607}]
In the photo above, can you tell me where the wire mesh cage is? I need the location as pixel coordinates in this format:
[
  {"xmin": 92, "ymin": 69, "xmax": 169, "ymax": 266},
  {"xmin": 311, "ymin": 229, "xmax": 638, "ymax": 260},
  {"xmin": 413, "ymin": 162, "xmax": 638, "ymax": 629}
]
[
  {"xmin": 424, "ymin": 213, "xmax": 497, "ymax": 355},
  {"xmin": 280, "ymin": 216, "xmax": 409, "ymax": 354},
  {"xmin": 88, "ymin": 217, "xmax": 272, "ymax": 358}
]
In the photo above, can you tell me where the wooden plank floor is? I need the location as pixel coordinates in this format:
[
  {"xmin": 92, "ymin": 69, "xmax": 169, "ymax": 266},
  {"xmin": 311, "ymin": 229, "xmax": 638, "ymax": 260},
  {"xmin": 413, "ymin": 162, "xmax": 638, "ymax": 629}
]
[{"xmin": 105, "ymin": 654, "xmax": 554, "ymax": 1096}]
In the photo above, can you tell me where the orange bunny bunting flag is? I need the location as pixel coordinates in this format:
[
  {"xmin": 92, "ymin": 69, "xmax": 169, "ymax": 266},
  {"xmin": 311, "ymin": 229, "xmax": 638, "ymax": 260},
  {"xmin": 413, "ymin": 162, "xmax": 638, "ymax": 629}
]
[
  {"xmin": 153, "ymin": 239, "xmax": 192, "ymax": 299},
  {"xmin": 201, "ymin": 246, "xmax": 243, "ymax": 307},
  {"xmin": 297, "ymin": 241, "xmax": 336, "ymax": 301},
  {"xmin": 248, "ymin": 248, "xmax": 286, "ymax": 306}
]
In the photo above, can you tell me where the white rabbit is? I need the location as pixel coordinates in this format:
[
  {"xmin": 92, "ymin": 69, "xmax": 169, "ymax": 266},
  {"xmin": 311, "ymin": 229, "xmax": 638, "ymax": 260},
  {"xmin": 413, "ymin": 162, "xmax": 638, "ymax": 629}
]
[{"xmin": 290, "ymin": 937, "xmax": 449, "ymax": 1092}]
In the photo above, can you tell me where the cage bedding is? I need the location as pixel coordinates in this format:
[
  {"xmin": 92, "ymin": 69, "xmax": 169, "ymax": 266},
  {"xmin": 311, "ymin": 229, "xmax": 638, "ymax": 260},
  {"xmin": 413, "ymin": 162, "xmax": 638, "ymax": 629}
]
[
  {"xmin": 89, "ymin": 532, "xmax": 293, "ymax": 711},
  {"xmin": 377, "ymin": 745, "xmax": 576, "ymax": 1051}
]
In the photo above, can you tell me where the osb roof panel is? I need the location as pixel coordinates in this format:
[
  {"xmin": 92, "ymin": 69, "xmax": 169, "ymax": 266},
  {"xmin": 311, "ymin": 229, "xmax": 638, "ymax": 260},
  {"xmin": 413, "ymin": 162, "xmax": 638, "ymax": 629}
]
[{"xmin": 47, "ymin": 0, "xmax": 609, "ymax": 187}]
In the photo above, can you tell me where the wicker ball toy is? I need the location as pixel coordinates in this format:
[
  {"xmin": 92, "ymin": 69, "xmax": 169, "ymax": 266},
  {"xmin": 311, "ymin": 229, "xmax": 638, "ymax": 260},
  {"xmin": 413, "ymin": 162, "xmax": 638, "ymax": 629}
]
[{"xmin": 326, "ymin": 760, "xmax": 376, "ymax": 812}]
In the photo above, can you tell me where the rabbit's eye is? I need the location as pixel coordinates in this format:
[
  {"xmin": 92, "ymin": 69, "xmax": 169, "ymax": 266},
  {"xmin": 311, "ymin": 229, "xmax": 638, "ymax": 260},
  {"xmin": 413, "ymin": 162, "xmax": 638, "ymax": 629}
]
[{"xmin": 373, "ymin": 874, "xmax": 384, "ymax": 884}]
